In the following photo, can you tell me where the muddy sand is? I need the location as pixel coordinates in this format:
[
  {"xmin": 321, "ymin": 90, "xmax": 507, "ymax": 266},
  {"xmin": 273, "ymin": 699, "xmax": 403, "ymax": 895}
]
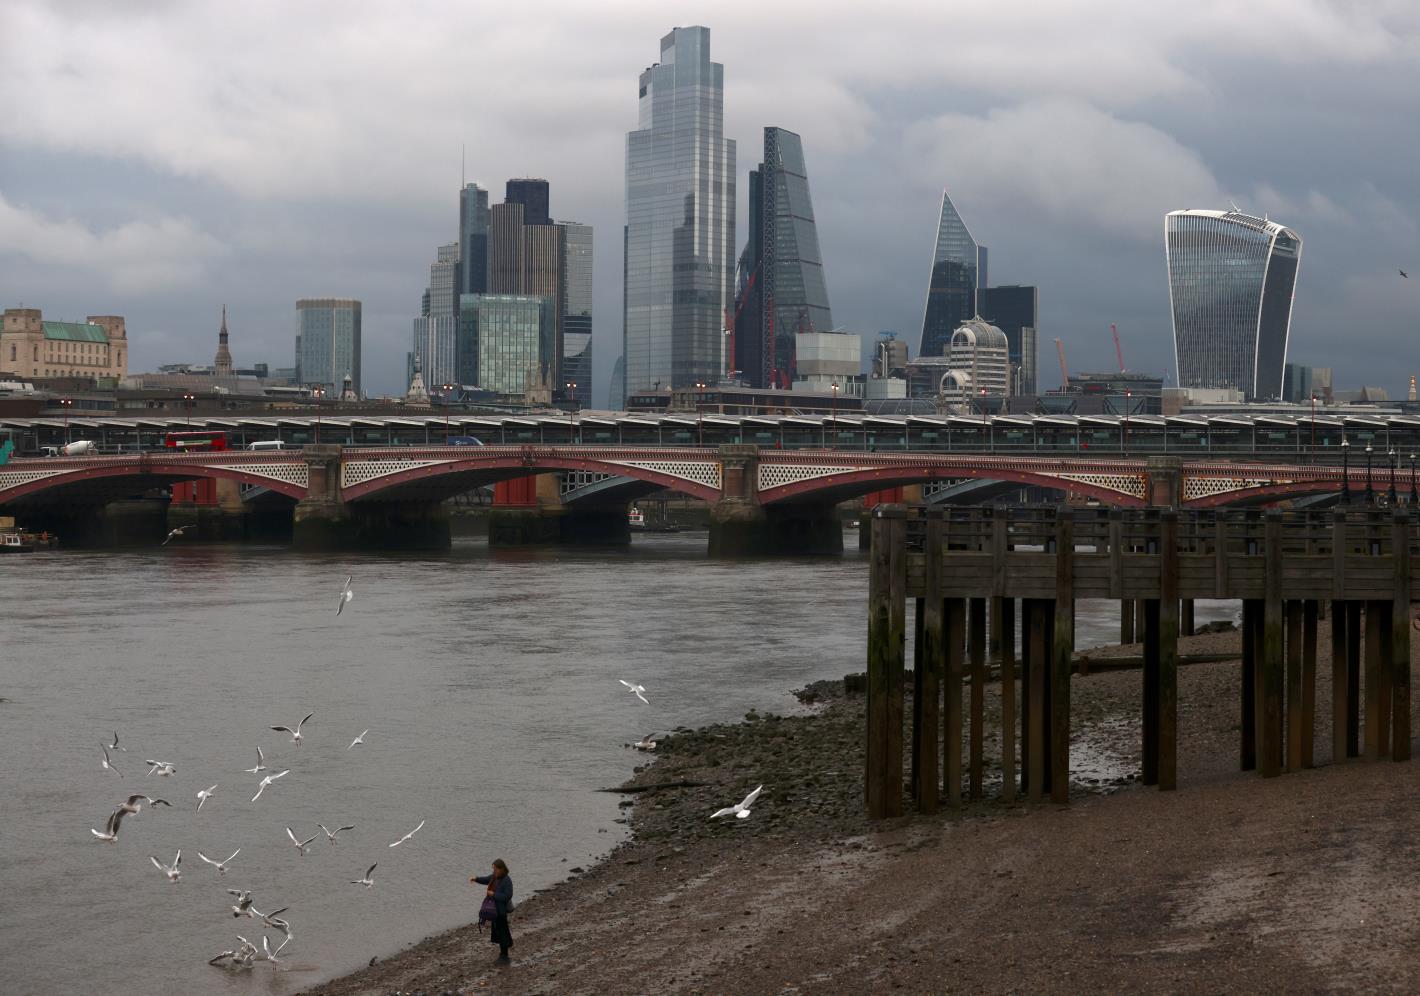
[{"xmin": 305, "ymin": 621, "xmax": 1420, "ymax": 995}]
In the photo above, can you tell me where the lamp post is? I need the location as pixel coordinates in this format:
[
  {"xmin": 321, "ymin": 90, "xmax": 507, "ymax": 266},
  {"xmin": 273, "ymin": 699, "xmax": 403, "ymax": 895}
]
[
  {"xmin": 831, "ymin": 382, "xmax": 839, "ymax": 447},
  {"xmin": 181, "ymin": 392, "xmax": 194, "ymax": 429},
  {"xmin": 312, "ymin": 386, "xmax": 325, "ymax": 444},
  {"xmin": 695, "ymin": 383, "xmax": 706, "ymax": 445},
  {"xmin": 1124, "ymin": 389, "xmax": 1132, "ymax": 455},
  {"xmin": 1388, "ymin": 448, "xmax": 1398, "ymax": 507},
  {"xmin": 441, "ymin": 384, "xmax": 454, "ymax": 442},
  {"xmin": 1410, "ymin": 453, "xmax": 1417, "ymax": 506},
  {"xmin": 1309, "ymin": 393, "xmax": 1317, "ymax": 453},
  {"xmin": 1364, "ymin": 442, "xmax": 1374, "ymax": 505},
  {"xmin": 1340, "ymin": 436, "xmax": 1351, "ymax": 505},
  {"xmin": 565, "ymin": 382, "xmax": 578, "ymax": 442},
  {"xmin": 60, "ymin": 397, "xmax": 73, "ymax": 444}
]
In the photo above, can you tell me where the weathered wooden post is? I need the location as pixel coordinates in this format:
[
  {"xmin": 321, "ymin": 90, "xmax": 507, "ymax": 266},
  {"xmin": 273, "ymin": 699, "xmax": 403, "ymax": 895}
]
[
  {"xmin": 1260, "ymin": 512, "xmax": 1284, "ymax": 777},
  {"xmin": 1392, "ymin": 510, "xmax": 1412, "ymax": 763},
  {"xmin": 1331, "ymin": 597, "xmax": 1348, "ymax": 764},
  {"xmin": 1026, "ymin": 599, "xmax": 1047, "ymax": 802},
  {"xmin": 1180, "ymin": 598, "xmax": 1195, "ymax": 638},
  {"xmin": 968, "ymin": 597, "xmax": 987, "ymax": 799},
  {"xmin": 866, "ymin": 504, "xmax": 906, "ymax": 819},
  {"xmin": 944, "ymin": 598, "xmax": 966, "ymax": 806},
  {"xmin": 1051, "ymin": 507, "xmax": 1074, "ymax": 803},
  {"xmin": 1286, "ymin": 601, "xmax": 1303, "ymax": 772},
  {"xmin": 1142, "ymin": 596, "xmax": 1160, "ymax": 786},
  {"xmin": 1302, "ymin": 601, "xmax": 1317, "ymax": 769},
  {"xmin": 1241, "ymin": 600, "xmax": 1258, "ymax": 771},
  {"xmin": 1158, "ymin": 510, "xmax": 1180, "ymax": 789},
  {"xmin": 1364, "ymin": 601, "xmax": 1384, "ymax": 762},
  {"xmin": 1346, "ymin": 601, "xmax": 1362, "ymax": 757},
  {"xmin": 991, "ymin": 516, "xmax": 1016, "ymax": 802},
  {"xmin": 914, "ymin": 509, "xmax": 944, "ymax": 812}
]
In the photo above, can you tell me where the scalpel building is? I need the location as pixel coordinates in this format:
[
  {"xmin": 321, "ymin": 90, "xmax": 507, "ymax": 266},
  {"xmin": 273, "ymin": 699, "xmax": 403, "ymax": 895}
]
[{"xmin": 1165, "ymin": 209, "xmax": 1302, "ymax": 401}]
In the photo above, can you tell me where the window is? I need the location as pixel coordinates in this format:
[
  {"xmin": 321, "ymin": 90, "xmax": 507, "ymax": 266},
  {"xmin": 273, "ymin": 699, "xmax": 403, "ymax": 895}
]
[{"xmin": 8, "ymin": 345, "xmax": 14, "ymax": 362}]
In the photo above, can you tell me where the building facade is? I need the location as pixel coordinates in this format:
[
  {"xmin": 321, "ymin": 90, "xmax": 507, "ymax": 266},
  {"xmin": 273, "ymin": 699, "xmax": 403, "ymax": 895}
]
[
  {"xmin": 977, "ymin": 284, "xmax": 1038, "ymax": 395},
  {"xmin": 624, "ymin": 25, "xmax": 736, "ymax": 399},
  {"xmin": 459, "ymin": 294, "xmax": 555, "ymax": 397},
  {"xmin": 505, "ymin": 178, "xmax": 551, "ymax": 226},
  {"xmin": 296, "ymin": 298, "xmax": 361, "ymax": 396},
  {"xmin": 920, "ymin": 189, "xmax": 988, "ymax": 358},
  {"xmin": 460, "ymin": 182, "xmax": 490, "ymax": 297},
  {"xmin": 733, "ymin": 126, "xmax": 833, "ymax": 389},
  {"xmin": 412, "ymin": 242, "xmax": 461, "ymax": 391},
  {"xmin": 561, "ymin": 221, "xmax": 594, "ymax": 407},
  {"xmin": 792, "ymin": 330, "xmax": 859, "ymax": 394},
  {"xmin": 1165, "ymin": 209, "xmax": 1303, "ymax": 401},
  {"xmin": 2, "ymin": 308, "xmax": 128, "ymax": 381},
  {"xmin": 945, "ymin": 319, "xmax": 1010, "ymax": 398}
]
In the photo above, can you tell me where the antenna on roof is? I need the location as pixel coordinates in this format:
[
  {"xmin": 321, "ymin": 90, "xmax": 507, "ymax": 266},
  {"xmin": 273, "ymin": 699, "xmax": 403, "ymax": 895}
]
[
  {"xmin": 461, "ymin": 144, "xmax": 466, "ymax": 187},
  {"xmin": 1228, "ymin": 199, "xmax": 1240, "ymax": 212}
]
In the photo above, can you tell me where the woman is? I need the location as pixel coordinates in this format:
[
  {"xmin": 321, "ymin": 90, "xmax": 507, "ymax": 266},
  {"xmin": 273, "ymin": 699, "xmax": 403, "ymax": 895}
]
[{"xmin": 472, "ymin": 858, "xmax": 514, "ymax": 960}]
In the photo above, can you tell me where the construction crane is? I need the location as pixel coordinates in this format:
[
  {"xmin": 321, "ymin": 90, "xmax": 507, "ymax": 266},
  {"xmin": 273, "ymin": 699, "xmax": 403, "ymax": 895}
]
[
  {"xmin": 1111, "ymin": 323, "xmax": 1126, "ymax": 373},
  {"xmin": 1055, "ymin": 337, "xmax": 1070, "ymax": 388}
]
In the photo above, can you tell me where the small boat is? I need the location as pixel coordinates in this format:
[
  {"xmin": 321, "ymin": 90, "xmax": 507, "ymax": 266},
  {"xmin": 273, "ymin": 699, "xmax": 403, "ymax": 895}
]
[
  {"xmin": 628, "ymin": 506, "xmax": 647, "ymax": 530},
  {"xmin": 0, "ymin": 527, "xmax": 58, "ymax": 553}
]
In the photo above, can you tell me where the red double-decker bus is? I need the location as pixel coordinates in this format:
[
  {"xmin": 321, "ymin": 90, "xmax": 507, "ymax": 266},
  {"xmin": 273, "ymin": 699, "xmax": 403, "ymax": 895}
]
[{"xmin": 164, "ymin": 430, "xmax": 228, "ymax": 451}]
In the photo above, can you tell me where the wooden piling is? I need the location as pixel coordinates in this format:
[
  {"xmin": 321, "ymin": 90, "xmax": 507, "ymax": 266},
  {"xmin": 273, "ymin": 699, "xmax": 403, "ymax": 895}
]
[
  {"xmin": 944, "ymin": 598, "xmax": 965, "ymax": 806},
  {"xmin": 1286, "ymin": 601, "xmax": 1303, "ymax": 772},
  {"xmin": 1393, "ymin": 511, "xmax": 1412, "ymax": 763},
  {"xmin": 1158, "ymin": 511, "xmax": 1180, "ymax": 790},
  {"xmin": 1121, "ymin": 599, "xmax": 1135, "ymax": 644},
  {"xmin": 865, "ymin": 505, "xmax": 906, "ymax": 819},
  {"xmin": 1364, "ymin": 601, "xmax": 1384, "ymax": 762},
  {"xmin": 1331, "ymin": 599, "xmax": 1348, "ymax": 764},
  {"xmin": 1051, "ymin": 510, "xmax": 1074, "ymax": 804},
  {"xmin": 1346, "ymin": 601, "xmax": 1362, "ymax": 758},
  {"xmin": 996, "ymin": 596, "xmax": 1016, "ymax": 802},
  {"xmin": 1260, "ymin": 514, "xmax": 1284, "ymax": 777},
  {"xmin": 1378, "ymin": 599, "xmax": 1393, "ymax": 758},
  {"xmin": 1181, "ymin": 598, "xmax": 1195, "ymax": 638},
  {"xmin": 1027, "ymin": 599, "xmax": 1047, "ymax": 803},
  {"xmin": 1142, "ymin": 598, "xmax": 1160, "ymax": 786},
  {"xmin": 911, "ymin": 598, "xmax": 924, "ymax": 800},
  {"xmin": 1302, "ymin": 600, "xmax": 1317, "ymax": 769},
  {"xmin": 968, "ymin": 597, "xmax": 987, "ymax": 799},
  {"xmin": 914, "ymin": 510, "xmax": 944, "ymax": 812},
  {"xmin": 1020, "ymin": 599, "xmax": 1033, "ymax": 797},
  {"xmin": 1241, "ymin": 600, "xmax": 1258, "ymax": 771}
]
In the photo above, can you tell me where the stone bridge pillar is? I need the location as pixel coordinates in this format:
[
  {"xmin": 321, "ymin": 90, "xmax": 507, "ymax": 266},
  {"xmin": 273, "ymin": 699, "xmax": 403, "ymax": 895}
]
[
  {"xmin": 292, "ymin": 444, "xmax": 354, "ymax": 548},
  {"xmin": 1146, "ymin": 456, "xmax": 1184, "ymax": 508},
  {"xmin": 710, "ymin": 444, "xmax": 842, "ymax": 556}
]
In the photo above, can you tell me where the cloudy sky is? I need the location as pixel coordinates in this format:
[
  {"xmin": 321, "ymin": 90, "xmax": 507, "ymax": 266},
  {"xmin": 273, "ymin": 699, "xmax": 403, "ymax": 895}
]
[{"xmin": 2, "ymin": 1, "xmax": 1417, "ymax": 405}]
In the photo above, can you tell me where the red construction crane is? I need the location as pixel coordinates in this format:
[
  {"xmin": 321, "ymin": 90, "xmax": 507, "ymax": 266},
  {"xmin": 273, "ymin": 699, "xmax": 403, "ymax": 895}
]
[
  {"xmin": 1111, "ymin": 323, "xmax": 1126, "ymax": 373},
  {"xmin": 1055, "ymin": 337, "xmax": 1070, "ymax": 388}
]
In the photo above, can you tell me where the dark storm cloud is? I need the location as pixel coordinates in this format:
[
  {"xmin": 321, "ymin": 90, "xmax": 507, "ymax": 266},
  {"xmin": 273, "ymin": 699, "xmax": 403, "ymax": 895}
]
[{"xmin": 1, "ymin": 1, "xmax": 1417, "ymax": 401}]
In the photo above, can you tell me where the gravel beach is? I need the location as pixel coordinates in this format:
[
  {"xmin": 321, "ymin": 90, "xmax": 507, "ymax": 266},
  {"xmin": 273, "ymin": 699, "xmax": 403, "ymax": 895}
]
[{"xmin": 304, "ymin": 619, "xmax": 1420, "ymax": 995}]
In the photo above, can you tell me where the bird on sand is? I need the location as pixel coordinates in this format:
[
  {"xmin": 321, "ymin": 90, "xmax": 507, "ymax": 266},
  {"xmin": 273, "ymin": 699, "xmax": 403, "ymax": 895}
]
[
  {"xmin": 286, "ymin": 826, "xmax": 318, "ymax": 856},
  {"xmin": 150, "ymin": 849, "xmax": 182, "ymax": 882},
  {"xmin": 161, "ymin": 525, "xmax": 190, "ymax": 546},
  {"xmin": 243, "ymin": 746, "xmax": 268, "ymax": 774},
  {"xmin": 198, "ymin": 849, "xmax": 241, "ymax": 876},
  {"xmin": 336, "ymin": 575, "xmax": 354, "ymax": 616},
  {"xmin": 710, "ymin": 784, "xmax": 764, "ymax": 820},
  {"xmin": 107, "ymin": 731, "xmax": 127, "ymax": 752},
  {"xmin": 347, "ymin": 729, "xmax": 368, "ymax": 750},
  {"xmin": 251, "ymin": 769, "xmax": 290, "ymax": 803},
  {"xmin": 145, "ymin": 759, "xmax": 176, "ymax": 777},
  {"xmin": 388, "ymin": 819, "xmax": 425, "ymax": 847},
  {"xmin": 633, "ymin": 733, "xmax": 659, "ymax": 751},
  {"xmin": 318, "ymin": 823, "xmax": 354, "ymax": 843},
  {"xmin": 351, "ymin": 863, "xmax": 377, "ymax": 888},
  {"xmin": 196, "ymin": 784, "xmax": 218, "ymax": 812},
  {"xmin": 101, "ymin": 744, "xmax": 122, "ymax": 777},
  {"xmin": 271, "ymin": 713, "xmax": 313, "ymax": 747},
  {"xmin": 619, "ymin": 679, "xmax": 649, "ymax": 704}
]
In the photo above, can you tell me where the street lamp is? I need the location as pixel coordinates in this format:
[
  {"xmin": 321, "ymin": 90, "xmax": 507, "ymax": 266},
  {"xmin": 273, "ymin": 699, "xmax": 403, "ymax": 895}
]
[
  {"xmin": 1340, "ymin": 436, "xmax": 1351, "ymax": 505},
  {"xmin": 1365, "ymin": 442, "xmax": 1374, "ymax": 505},
  {"xmin": 1388, "ymin": 448, "xmax": 1398, "ymax": 507},
  {"xmin": 312, "ymin": 386, "xmax": 325, "ymax": 444},
  {"xmin": 565, "ymin": 382, "xmax": 578, "ymax": 442},
  {"xmin": 1124, "ymin": 389, "xmax": 1133, "ymax": 454},
  {"xmin": 831, "ymin": 382, "xmax": 839, "ymax": 446},
  {"xmin": 59, "ymin": 397, "xmax": 73, "ymax": 443},
  {"xmin": 441, "ymin": 384, "xmax": 454, "ymax": 442},
  {"xmin": 181, "ymin": 392, "xmax": 195, "ymax": 429},
  {"xmin": 1309, "ymin": 394, "xmax": 1317, "ymax": 452}
]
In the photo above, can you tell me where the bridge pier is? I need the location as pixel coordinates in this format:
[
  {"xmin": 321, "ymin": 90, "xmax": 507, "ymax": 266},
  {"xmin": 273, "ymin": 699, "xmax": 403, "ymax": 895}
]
[{"xmin": 709, "ymin": 444, "xmax": 843, "ymax": 556}]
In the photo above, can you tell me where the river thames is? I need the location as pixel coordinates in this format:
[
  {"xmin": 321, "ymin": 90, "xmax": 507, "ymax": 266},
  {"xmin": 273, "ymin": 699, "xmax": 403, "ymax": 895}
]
[{"xmin": 0, "ymin": 529, "xmax": 1231, "ymax": 994}]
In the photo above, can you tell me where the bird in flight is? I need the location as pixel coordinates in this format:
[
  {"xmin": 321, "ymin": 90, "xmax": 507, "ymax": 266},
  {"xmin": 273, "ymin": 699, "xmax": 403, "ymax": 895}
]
[
  {"xmin": 227, "ymin": 889, "xmax": 256, "ymax": 918},
  {"xmin": 100, "ymin": 744, "xmax": 122, "ymax": 777},
  {"xmin": 244, "ymin": 746, "xmax": 268, "ymax": 774},
  {"xmin": 92, "ymin": 794, "xmax": 168, "ymax": 839},
  {"xmin": 348, "ymin": 729, "xmax": 369, "ymax": 750},
  {"xmin": 388, "ymin": 819, "xmax": 425, "ymax": 847},
  {"xmin": 1402, "ymin": 269, "xmax": 1410, "ymax": 279},
  {"xmin": 149, "ymin": 849, "xmax": 182, "ymax": 882},
  {"xmin": 262, "ymin": 934, "xmax": 290, "ymax": 966},
  {"xmin": 351, "ymin": 863, "xmax": 377, "ymax": 888},
  {"xmin": 318, "ymin": 823, "xmax": 354, "ymax": 843},
  {"xmin": 196, "ymin": 784, "xmax": 218, "ymax": 812},
  {"xmin": 107, "ymin": 731, "xmax": 127, "ymax": 753},
  {"xmin": 161, "ymin": 525, "xmax": 190, "ymax": 546},
  {"xmin": 619, "ymin": 679, "xmax": 649, "ymax": 705},
  {"xmin": 336, "ymin": 576, "xmax": 354, "ymax": 616},
  {"xmin": 711, "ymin": 784, "xmax": 764, "ymax": 821},
  {"xmin": 119, "ymin": 793, "xmax": 171, "ymax": 816},
  {"xmin": 145, "ymin": 759, "xmax": 176, "ymax": 777},
  {"xmin": 271, "ymin": 712, "xmax": 314, "ymax": 747},
  {"xmin": 198, "ymin": 849, "xmax": 241, "ymax": 876},
  {"xmin": 286, "ymin": 826, "xmax": 318, "ymax": 856},
  {"xmin": 251, "ymin": 769, "xmax": 290, "ymax": 803}
]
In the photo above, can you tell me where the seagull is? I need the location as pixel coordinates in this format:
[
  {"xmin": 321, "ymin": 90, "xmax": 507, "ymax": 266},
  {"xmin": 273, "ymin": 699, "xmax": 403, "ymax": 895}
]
[
  {"xmin": 1402, "ymin": 269, "xmax": 1410, "ymax": 279},
  {"xmin": 243, "ymin": 746, "xmax": 268, "ymax": 774},
  {"xmin": 347, "ymin": 729, "xmax": 368, "ymax": 750},
  {"xmin": 198, "ymin": 849, "xmax": 241, "ymax": 875},
  {"xmin": 90, "ymin": 809, "xmax": 123, "ymax": 842},
  {"xmin": 619, "ymin": 679, "xmax": 649, "ymax": 705},
  {"xmin": 149, "ymin": 849, "xmax": 182, "ymax": 882},
  {"xmin": 196, "ymin": 784, "xmax": 218, "ymax": 812},
  {"xmin": 161, "ymin": 525, "xmax": 190, "ymax": 546},
  {"xmin": 318, "ymin": 823, "xmax": 354, "ymax": 843},
  {"xmin": 227, "ymin": 889, "xmax": 256, "ymax": 917},
  {"xmin": 119, "ymin": 793, "xmax": 171, "ymax": 816},
  {"xmin": 107, "ymin": 731, "xmax": 127, "ymax": 752},
  {"xmin": 710, "ymin": 784, "xmax": 764, "ymax": 821},
  {"xmin": 286, "ymin": 826, "xmax": 318, "ymax": 856},
  {"xmin": 388, "ymin": 819, "xmax": 425, "ymax": 848},
  {"xmin": 262, "ymin": 934, "xmax": 290, "ymax": 965},
  {"xmin": 101, "ymin": 744, "xmax": 122, "ymax": 777},
  {"xmin": 336, "ymin": 575, "xmax": 354, "ymax": 616},
  {"xmin": 251, "ymin": 769, "xmax": 290, "ymax": 803},
  {"xmin": 271, "ymin": 713, "xmax": 313, "ymax": 747},
  {"xmin": 145, "ymin": 759, "xmax": 176, "ymax": 777},
  {"xmin": 351, "ymin": 863, "xmax": 377, "ymax": 888},
  {"xmin": 259, "ymin": 907, "xmax": 292, "ymax": 939},
  {"xmin": 633, "ymin": 733, "xmax": 659, "ymax": 751},
  {"xmin": 210, "ymin": 936, "xmax": 259, "ymax": 969}
]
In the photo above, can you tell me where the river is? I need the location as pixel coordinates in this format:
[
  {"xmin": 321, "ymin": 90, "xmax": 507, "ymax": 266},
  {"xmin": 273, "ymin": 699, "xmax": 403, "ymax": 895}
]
[{"xmin": 0, "ymin": 529, "xmax": 1233, "ymax": 994}]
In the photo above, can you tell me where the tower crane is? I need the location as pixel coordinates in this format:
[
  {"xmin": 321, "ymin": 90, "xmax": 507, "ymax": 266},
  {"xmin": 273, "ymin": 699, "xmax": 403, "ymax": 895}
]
[
  {"xmin": 1111, "ymin": 323, "xmax": 1126, "ymax": 373},
  {"xmin": 1055, "ymin": 337, "xmax": 1070, "ymax": 389}
]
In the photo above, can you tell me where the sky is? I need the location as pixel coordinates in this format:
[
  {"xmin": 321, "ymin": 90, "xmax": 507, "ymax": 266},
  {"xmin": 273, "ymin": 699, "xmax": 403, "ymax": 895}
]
[{"xmin": 2, "ymin": 1, "xmax": 1418, "ymax": 407}]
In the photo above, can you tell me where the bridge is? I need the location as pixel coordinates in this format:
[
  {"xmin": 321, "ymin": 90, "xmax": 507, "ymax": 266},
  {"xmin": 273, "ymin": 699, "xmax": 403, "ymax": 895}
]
[{"xmin": 0, "ymin": 440, "xmax": 1391, "ymax": 551}]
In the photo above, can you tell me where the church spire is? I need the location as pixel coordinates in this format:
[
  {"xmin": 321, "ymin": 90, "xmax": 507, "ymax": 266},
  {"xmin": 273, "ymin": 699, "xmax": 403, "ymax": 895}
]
[{"xmin": 214, "ymin": 304, "xmax": 234, "ymax": 376}]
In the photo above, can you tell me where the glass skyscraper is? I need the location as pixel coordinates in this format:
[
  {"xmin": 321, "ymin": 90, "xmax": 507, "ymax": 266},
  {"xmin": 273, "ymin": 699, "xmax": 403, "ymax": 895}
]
[
  {"xmin": 733, "ymin": 127, "xmax": 833, "ymax": 388},
  {"xmin": 296, "ymin": 298, "xmax": 361, "ymax": 395},
  {"xmin": 562, "ymin": 221, "xmax": 594, "ymax": 406},
  {"xmin": 412, "ymin": 242, "xmax": 461, "ymax": 391},
  {"xmin": 506, "ymin": 178, "xmax": 551, "ymax": 226},
  {"xmin": 977, "ymin": 284, "xmax": 1039, "ymax": 395},
  {"xmin": 919, "ymin": 189, "xmax": 988, "ymax": 357},
  {"xmin": 459, "ymin": 182, "xmax": 489, "ymax": 296},
  {"xmin": 1166, "ymin": 209, "xmax": 1302, "ymax": 400},
  {"xmin": 460, "ymin": 294, "xmax": 555, "ymax": 397},
  {"xmin": 623, "ymin": 26, "xmax": 736, "ymax": 399}
]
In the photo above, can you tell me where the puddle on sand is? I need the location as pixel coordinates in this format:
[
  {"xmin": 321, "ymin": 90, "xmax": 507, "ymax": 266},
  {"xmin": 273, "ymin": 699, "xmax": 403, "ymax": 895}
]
[{"xmin": 1070, "ymin": 717, "xmax": 1141, "ymax": 792}]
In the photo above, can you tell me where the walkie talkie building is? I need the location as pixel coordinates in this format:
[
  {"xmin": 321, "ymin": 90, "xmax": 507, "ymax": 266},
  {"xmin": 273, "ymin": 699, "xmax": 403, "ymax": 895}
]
[{"xmin": 1165, "ymin": 210, "xmax": 1302, "ymax": 401}]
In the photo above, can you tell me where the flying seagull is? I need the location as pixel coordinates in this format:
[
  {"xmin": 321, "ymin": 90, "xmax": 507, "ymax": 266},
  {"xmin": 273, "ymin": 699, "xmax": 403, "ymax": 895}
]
[
  {"xmin": 271, "ymin": 713, "xmax": 313, "ymax": 747},
  {"xmin": 101, "ymin": 744, "xmax": 122, "ymax": 777},
  {"xmin": 198, "ymin": 849, "xmax": 241, "ymax": 876},
  {"xmin": 336, "ymin": 575, "xmax": 354, "ymax": 616},
  {"xmin": 210, "ymin": 935, "xmax": 259, "ymax": 969},
  {"xmin": 251, "ymin": 769, "xmax": 290, "ymax": 803},
  {"xmin": 107, "ymin": 731, "xmax": 127, "ymax": 752},
  {"xmin": 347, "ymin": 729, "xmax": 369, "ymax": 750},
  {"xmin": 227, "ymin": 889, "xmax": 256, "ymax": 918},
  {"xmin": 196, "ymin": 784, "xmax": 218, "ymax": 812},
  {"xmin": 145, "ymin": 759, "xmax": 176, "ymax": 777},
  {"xmin": 318, "ymin": 823, "xmax": 354, "ymax": 843},
  {"xmin": 259, "ymin": 907, "xmax": 292, "ymax": 938},
  {"xmin": 286, "ymin": 826, "xmax": 318, "ymax": 856},
  {"xmin": 262, "ymin": 934, "xmax": 290, "ymax": 965},
  {"xmin": 119, "ymin": 793, "xmax": 171, "ymax": 816},
  {"xmin": 149, "ymin": 849, "xmax": 182, "ymax": 882},
  {"xmin": 388, "ymin": 819, "xmax": 425, "ymax": 848},
  {"xmin": 1402, "ymin": 269, "xmax": 1409, "ymax": 279},
  {"xmin": 351, "ymin": 863, "xmax": 377, "ymax": 888},
  {"xmin": 91, "ymin": 808, "xmax": 124, "ymax": 842},
  {"xmin": 633, "ymin": 733, "xmax": 659, "ymax": 752},
  {"xmin": 161, "ymin": 525, "xmax": 190, "ymax": 546},
  {"xmin": 710, "ymin": 784, "xmax": 764, "ymax": 821},
  {"xmin": 243, "ymin": 746, "xmax": 268, "ymax": 775},
  {"xmin": 619, "ymin": 679, "xmax": 649, "ymax": 705}
]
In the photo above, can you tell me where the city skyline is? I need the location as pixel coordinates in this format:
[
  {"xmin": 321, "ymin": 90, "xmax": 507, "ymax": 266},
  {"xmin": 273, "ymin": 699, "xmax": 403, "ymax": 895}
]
[{"xmin": 2, "ymin": 3, "xmax": 1417, "ymax": 405}]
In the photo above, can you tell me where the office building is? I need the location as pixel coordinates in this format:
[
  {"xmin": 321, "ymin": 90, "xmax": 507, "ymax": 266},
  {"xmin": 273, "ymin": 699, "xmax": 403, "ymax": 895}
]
[
  {"xmin": 460, "ymin": 182, "xmax": 490, "ymax": 296},
  {"xmin": 1283, "ymin": 362, "xmax": 1317, "ymax": 403},
  {"xmin": 624, "ymin": 26, "xmax": 736, "ymax": 395},
  {"xmin": 734, "ymin": 126, "xmax": 833, "ymax": 388},
  {"xmin": 792, "ymin": 330, "xmax": 860, "ymax": 394},
  {"xmin": 2, "ymin": 308, "xmax": 128, "ymax": 381},
  {"xmin": 610, "ymin": 355, "xmax": 626, "ymax": 410},
  {"xmin": 412, "ymin": 242, "xmax": 461, "ymax": 391},
  {"xmin": 1165, "ymin": 209, "xmax": 1303, "ymax": 400},
  {"xmin": 459, "ymin": 294, "xmax": 555, "ymax": 397},
  {"xmin": 506, "ymin": 178, "xmax": 551, "ymax": 226},
  {"xmin": 919, "ymin": 188, "xmax": 988, "ymax": 357},
  {"xmin": 946, "ymin": 318, "xmax": 1010, "ymax": 397},
  {"xmin": 485, "ymin": 197, "xmax": 568, "ymax": 391},
  {"xmin": 561, "ymin": 221, "xmax": 594, "ymax": 407},
  {"xmin": 977, "ymin": 285, "xmax": 1038, "ymax": 395},
  {"xmin": 296, "ymin": 298, "xmax": 361, "ymax": 395}
]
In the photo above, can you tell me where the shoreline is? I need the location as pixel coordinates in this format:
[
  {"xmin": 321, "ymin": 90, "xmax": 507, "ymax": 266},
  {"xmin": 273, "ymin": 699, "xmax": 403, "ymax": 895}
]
[{"xmin": 304, "ymin": 621, "xmax": 1420, "ymax": 994}]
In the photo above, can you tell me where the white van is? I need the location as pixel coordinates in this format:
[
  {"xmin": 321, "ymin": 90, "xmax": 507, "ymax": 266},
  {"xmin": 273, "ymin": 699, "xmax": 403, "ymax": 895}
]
[{"xmin": 247, "ymin": 440, "xmax": 287, "ymax": 451}]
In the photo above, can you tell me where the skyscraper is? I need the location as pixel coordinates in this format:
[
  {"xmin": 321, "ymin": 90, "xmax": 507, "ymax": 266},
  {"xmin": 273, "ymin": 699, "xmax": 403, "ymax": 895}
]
[
  {"xmin": 919, "ymin": 189, "xmax": 988, "ymax": 358},
  {"xmin": 506, "ymin": 178, "xmax": 551, "ymax": 226},
  {"xmin": 624, "ymin": 26, "xmax": 736, "ymax": 395},
  {"xmin": 412, "ymin": 242, "xmax": 461, "ymax": 391},
  {"xmin": 1166, "ymin": 209, "xmax": 1302, "ymax": 400},
  {"xmin": 460, "ymin": 182, "xmax": 489, "ymax": 296},
  {"xmin": 977, "ymin": 285, "xmax": 1039, "ymax": 395},
  {"xmin": 296, "ymin": 298, "xmax": 361, "ymax": 395},
  {"xmin": 733, "ymin": 127, "xmax": 833, "ymax": 388},
  {"xmin": 460, "ymin": 294, "xmax": 556, "ymax": 396},
  {"xmin": 561, "ymin": 221, "xmax": 594, "ymax": 407}
]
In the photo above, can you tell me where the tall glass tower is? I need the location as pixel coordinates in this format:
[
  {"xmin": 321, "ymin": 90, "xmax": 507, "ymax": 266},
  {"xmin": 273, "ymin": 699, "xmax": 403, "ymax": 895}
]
[
  {"xmin": 733, "ymin": 127, "xmax": 833, "ymax": 388},
  {"xmin": 412, "ymin": 242, "xmax": 461, "ymax": 391},
  {"xmin": 296, "ymin": 298, "xmax": 361, "ymax": 395},
  {"xmin": 1166, "ymin": 209, "xmax": 1302, "ymax": 400},
  {"xmin": 919, "ymin": 189, "xmax": 988, "ymax": 357},
  {"xmin": 624, "ymin": 26, "xmax": 736, "ymax": 395},
  {"xmin": 459, "ymin": 182, "xmax": 489, "ymax": 296}
]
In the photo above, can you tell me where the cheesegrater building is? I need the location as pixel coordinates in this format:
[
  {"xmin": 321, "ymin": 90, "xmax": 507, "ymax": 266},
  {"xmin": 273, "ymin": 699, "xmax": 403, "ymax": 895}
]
[{"xmin": 1165, "ymin": 209, "xmax": 1302, "ymax": 401}]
